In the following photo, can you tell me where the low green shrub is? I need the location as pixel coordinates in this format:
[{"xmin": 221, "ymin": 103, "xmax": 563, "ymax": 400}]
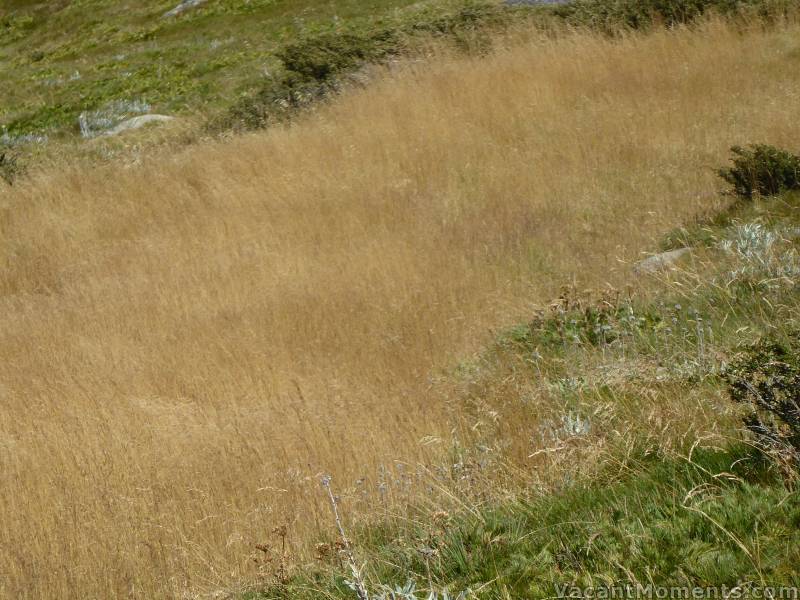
[
  {"xmin": 405, "ymin": 2, "xmax": 507, "ymax": 36},
  {"xmin": 499, "ymin": 288, "xmax": 663, "ymax": 352},
  {"xmin": 215, "ymin": 72, "xmax": 331, "ymax": 131},
  {"xmin": 0, "ymin": 151, "xmax": 22, "ymax": 185},
  {"xmin": 718, "ymin": 144, "xmax": 800, "ymax": 200},
  {"xmin": 551, "ymin": 0, "xmax": 787, "ymax": 32},
  {"xmin": 210, "ymin": 27, "xmax": 402, "ymax": 131},
  {"xmin": 276, "ymin": 28, "xmax": 401, "ymax": 83},
  {"xmin": 725, "ymin": 330, "xmax": 800, "ymax": 466},
  {"xmin": 0, "ymin": 13, "xmax": 36, "ymax": 44}
]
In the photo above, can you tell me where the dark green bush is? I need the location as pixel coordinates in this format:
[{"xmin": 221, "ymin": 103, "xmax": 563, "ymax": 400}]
[
  {"xmin": 718, "ymin": 144, "xmax": 800, "ymax": 200},
  {"xmin": 213, "ymin": 73, "xmax": 329, "ymax": 131},
  {"xmin": 273, "ymin": 3, "xmax": 505, "ymax": 85},
  {"xmin": 725, "ymin": 330, "xmax": 800, "ymax": 465},
  {"xmin": 552, "ymin": 0, "xmax": 775, "ymax": 31},
  {"xmin": 0, "ymin": 151, "xmax": 22, "ymax": 186},
  {"xmin": 276, "ymin": 28, "xmax": 401, "ymax": 83},
  {"xmin": 210, "ymin": 26, "xmax": 402, "ymax": 131},
  {"xmin": 406, "ymin": 2, "xmax": 506, "ymax": 35}
]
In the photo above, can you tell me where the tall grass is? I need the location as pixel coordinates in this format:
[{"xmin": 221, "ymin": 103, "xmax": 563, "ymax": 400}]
[{"xmin": 2, "ymin": 18, "xmax": 800, "ymax": 599}]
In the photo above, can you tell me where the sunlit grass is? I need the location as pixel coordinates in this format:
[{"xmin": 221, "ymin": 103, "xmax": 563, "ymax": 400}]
[{"xmin": 2, "ymin": 18, "xmax": 800, "ymax": 598}]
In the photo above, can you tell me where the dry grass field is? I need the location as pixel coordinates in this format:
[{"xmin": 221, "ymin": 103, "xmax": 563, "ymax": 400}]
[{"xmin": 2, "ymin": 18, "xmax": 800, "ymax": 599}]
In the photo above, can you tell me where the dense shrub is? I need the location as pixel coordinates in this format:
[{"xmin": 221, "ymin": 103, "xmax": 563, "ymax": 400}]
[
  {"xmin": 276, "ymin": 29, "xmax": 401, "ymax": 83},
  {"xmin": 0, "ymin": 151, "xmax": 21, "ymax": 185},
  {"xmin": 725, "ymin": 330, "xmax": 800, "ymax": 466},
  {"xmin": 211, "ymin": 28, "xmax": 402, "ymax": 131},
  {"xmin": 550, "ymin": 0, "xmax": 789, "ymax": 31},
  {"xmin": 718, "ymin": 144, "xmax": 800, "ymax": 200},
  {"xmin": 406, "ymin": 2, "xmax": 507, "ymax": 35},
  {"xmin": 215, "ymin": 73, "xmax": 330, "ymax": 131}
]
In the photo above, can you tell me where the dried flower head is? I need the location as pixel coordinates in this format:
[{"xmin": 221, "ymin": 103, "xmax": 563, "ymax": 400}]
[
  {"xmin": 432, "ymin": 510, "xmax": 450, "ymax": 525},
  {"xmin": 314, "ymin": 542, "xmax": 331, "ymax": 560},
  {"xmin": 255, "ymin": 543, "xmax": 271, "ymax": 555},
  {"xmin": 272, "ymin": 524, "xmax": 288, "ymax": 538}
]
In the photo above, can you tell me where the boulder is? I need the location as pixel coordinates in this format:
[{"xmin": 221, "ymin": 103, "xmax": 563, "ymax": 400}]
[
  {"xmin": 633, "ymin": 248, "xmax": 691, "ymax": 275},
  {"xmin": 102, "ymin": 114, "xmax": 174, "ymax": 137}
]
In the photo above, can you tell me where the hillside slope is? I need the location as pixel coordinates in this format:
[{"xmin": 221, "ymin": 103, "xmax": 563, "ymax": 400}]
[
  {"xmin": 261, "ymin": 187, "xmax": 800, "ymax": 597},
  {"xmin": 0, "ymin": 0, "xmax": 448, "ymax": 140},
  {"xmin": 2, "ymin": 16, "xmax": 800, "ymax": 598}
]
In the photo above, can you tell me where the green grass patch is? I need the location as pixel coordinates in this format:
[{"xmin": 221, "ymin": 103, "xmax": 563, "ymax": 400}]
[
  {"xmin": 0, "ymin": 0, "xmax": 439, "ymax": 139},
  {"xmin": 254, "ymin": 446, "xmax": 800, "ymax": 598},
  {"xmin": 6, "ymin": 0, "xmax": 795, "ymax": 144}
]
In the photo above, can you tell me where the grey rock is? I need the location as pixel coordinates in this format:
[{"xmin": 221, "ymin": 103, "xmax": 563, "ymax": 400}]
[
  {"xmin": 634, "ymin": 248, "xmax": 691, "ymax": 275},
  {"xmin": 1, "ymin": 130, "xmax": 48, "ymax": 146},
  {"xmin": 163, "ymin": 0, "xmax": 208, "ymax": 18},
  {"xmin": 504, "ymin": 0, "xmax": 571, "ymax": 5},
  {"xmin": 101, "ymin": 114, "xmax": 174, "ymax": 137},
  {"xmin": 78, "ymin": 100, "xmax": 152, "ymax": 139}
]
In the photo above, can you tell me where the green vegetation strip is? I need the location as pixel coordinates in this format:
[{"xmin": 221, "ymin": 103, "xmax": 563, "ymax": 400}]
[
  {"xmin": 2, "ymin": 0, "xmax": 798, "ymax": 142},
  {"xmin": 254, "ymin": 447, "xmax": 799, "ymax": 598}
]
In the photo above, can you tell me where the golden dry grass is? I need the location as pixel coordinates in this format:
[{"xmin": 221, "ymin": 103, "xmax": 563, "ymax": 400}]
[{"xmin": 2, "ymin": 18, "xmax": 800, "ymax": 599}]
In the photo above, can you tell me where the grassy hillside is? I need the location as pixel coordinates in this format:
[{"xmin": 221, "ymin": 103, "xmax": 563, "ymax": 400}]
[
  {"xmin": 0, "ymin": 0, "xmax": 460, "ymax": 140},
  {"xmin": 2, "ymin": 13, "xmax": 800, "ymax": 598},
  {"xmin": 3, "ymin": 0, "xmax": 792, "ymax": 147}
]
